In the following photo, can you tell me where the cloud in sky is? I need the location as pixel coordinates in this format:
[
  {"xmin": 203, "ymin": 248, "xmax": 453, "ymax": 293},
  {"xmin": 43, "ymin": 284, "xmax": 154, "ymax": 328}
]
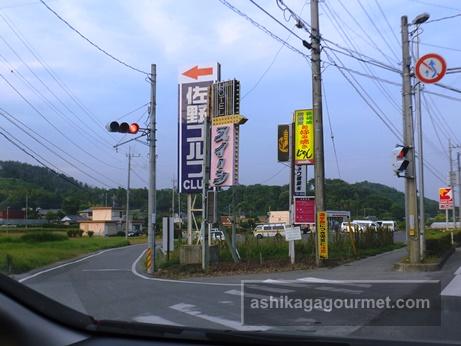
[{"xmin": 0, "ymin": 0, "xmax": 460, "ymax": 200}]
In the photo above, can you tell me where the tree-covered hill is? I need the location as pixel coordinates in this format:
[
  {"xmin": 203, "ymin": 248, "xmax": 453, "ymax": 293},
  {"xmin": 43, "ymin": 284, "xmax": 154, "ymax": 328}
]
[{"xmin": 0, "ymin": 160, "xmax": 438, "ymax": 221}]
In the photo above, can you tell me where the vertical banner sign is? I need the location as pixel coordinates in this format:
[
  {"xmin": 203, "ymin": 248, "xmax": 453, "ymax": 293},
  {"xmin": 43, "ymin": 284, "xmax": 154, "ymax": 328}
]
[
  {"xmin": 317, "ymin": 211, "xmax": 328, "ymax": 259},
  {"xmin": 277, "ymin": 124, "xmax": 289, "ymax": 162},
  {"xmin": 439, "ymin": 187, "xmax": 453, "ymax": 210},
  {"xmin": 209, "ymin": 79, "xmax": 245, "ymax": 187},
  {"xmin": 294, "ymin": 196, "xmax": 315, "ymax": 224},
  {"xmin": 178, "ymin": 64, "xmax": 220, "ymax": 193},
  {"xmin": 294, "ymin": 165, "xmax": 307, "ymax": 196},
  {"xmin": 294, "ymin": 109, "xmax": 314, "ymax": 165},
  {"xmin": 210, "ymin": 125, "xmax": 237, "ymax": 186}
]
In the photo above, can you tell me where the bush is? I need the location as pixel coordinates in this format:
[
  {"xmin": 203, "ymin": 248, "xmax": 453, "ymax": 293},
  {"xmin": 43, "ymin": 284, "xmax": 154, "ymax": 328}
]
[
  {"xmin": 20, "ymin": 232, "xmax": 68, "ymax": 242},
  {"xmin": 87, "ymin": 231, "xmax": 94, "ymax": 238},
  {"xmin": 78, "ymin": 230, "xmax": 84, "ymax": 237},
  {"xmin": 67, "ymin": 230, "xmax": 79, "ymax": 238},
  {"xmin": 116, "ymin": 231, "xmax": 125, "ymax": 237},
  {"xmin": 426, "ymin": 234, "xmax": 452, "ymax": 256}
]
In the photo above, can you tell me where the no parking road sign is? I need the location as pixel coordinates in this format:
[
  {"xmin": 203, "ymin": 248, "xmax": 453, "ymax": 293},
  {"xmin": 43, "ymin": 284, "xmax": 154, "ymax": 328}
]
[{"xmin": 415, "ymin": 53, "xmax": 447, "ymax": 84}]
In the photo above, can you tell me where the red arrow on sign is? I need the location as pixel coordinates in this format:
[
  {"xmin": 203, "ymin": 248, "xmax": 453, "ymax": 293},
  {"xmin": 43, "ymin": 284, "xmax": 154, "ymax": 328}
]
[{"xmin": 182, "ymin": 65, "xmax": 213, "ymax": 80}]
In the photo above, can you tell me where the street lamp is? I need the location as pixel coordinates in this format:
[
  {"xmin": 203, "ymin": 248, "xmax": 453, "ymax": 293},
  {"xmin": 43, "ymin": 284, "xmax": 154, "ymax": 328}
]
[{"xmin": 411, "ymin": 12, "xmax": 430, "ymax": 260}]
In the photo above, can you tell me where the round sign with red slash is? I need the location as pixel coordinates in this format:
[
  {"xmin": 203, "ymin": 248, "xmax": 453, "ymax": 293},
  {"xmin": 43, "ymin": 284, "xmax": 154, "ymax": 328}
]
[{"xmin": 415, "ymin": 53, "xmax": 447, "ymax": 84}]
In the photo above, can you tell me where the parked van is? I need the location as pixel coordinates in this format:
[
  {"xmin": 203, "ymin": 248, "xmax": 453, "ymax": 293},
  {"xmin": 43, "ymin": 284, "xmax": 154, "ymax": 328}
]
[
  {"xmin": 253, "ymin": 224, "xmax": 286, "ymax": 239},
  {"xmin": 376, "ymin": 220, "xmax": 397, "ymax": 232},
  {"xmin": 340, "ymin": 221, "xmax": 363, "ymax": 232}
]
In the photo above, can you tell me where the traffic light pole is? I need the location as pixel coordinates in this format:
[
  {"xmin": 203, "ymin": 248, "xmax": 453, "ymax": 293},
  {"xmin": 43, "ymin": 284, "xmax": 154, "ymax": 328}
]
[
  {"xmin": 311, "ymin": 0, "xmax": 325, "ymax": 267},
  {"xmin": 401, "ymin": 16, "xmax": 420, "ymax": 263},
  {"xmin": 147, "ymin": 64, "xmax": 157, "ymax": 274}
]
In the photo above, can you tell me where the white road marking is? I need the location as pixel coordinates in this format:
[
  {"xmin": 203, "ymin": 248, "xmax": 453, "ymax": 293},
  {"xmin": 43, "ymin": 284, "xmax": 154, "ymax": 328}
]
[
  {"xmin": 133, "ymin": 315, "xmax": 182, "ymax": 326},
  {"xmin": 314, "ymin": 286, "xmax": 362, "ymax": 295},
  {"xmin": 219, "ymin": 300, "xmax": 234, "ymax": 304},
  {"xmin": 224, "ymin": 289, "xmax": 270, "ymax": 300},
  {"xmin": 455, "ymin": 265, "xmax": 461, "ymax": 276},
  {"xmin": 441, "ymin": 274, "xmax": 461, "ymax": 297},
  {"xmin": 18, "ymin": 245, "xmax": 142, "ymax": 283},
  {"xmin": 297, "ymin": 277, "xmax": 372, "ymax": 288},
  {"xmin": 131, "ymin": 249, "xmax": 240, "ymax": 286},
  {"xmin": 263, "ymin": 279, "xmax": 312, "ymax": 288},
  {"xmin": 246, "ymin": 284, "xmax": 294, "ymax": 294},
  {"xmin": 170, "ymin": 303, "xmax": 270, "ymax": 331},
  {"xmin": 82, "ymin": 269, "xmax": 130, "ymax": 272}
]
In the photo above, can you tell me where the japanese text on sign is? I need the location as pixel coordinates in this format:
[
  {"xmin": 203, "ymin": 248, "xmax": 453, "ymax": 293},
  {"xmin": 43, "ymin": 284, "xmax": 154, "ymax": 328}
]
[
  {"xmin": 317, "ymin": 211, "xmax": 328, "ymax": 259},
  {"xmin": 294, "ymin": 109, "xmax": 314, "ymax": 165}
]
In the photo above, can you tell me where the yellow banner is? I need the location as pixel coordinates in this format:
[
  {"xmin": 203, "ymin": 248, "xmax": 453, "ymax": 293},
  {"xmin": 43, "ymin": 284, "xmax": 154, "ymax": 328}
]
[
  {"xmin": 317, "ymin": 211, "xmax": 328, "ymax": 259},
  {"xmin": 293, "ymin": 109, "xmax": 314, "ymax": 165}
]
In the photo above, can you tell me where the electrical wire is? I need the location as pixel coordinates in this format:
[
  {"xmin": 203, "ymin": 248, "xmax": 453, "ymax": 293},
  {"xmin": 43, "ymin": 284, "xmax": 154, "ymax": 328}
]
[
  {"xmin": 322, "ymin": 82, "xmax": 341, "ymax": 178},
  {"xmin": 422, "ymin": 93, "xmax": 449, "ymax": 158},
  {"xmin": 0, "ymin": 73, "xmax": 124, "ymax": 173},
  {"xmin": 374, "ymin": 0, "xmax": 400, "ymax": 48},
  {"xmin": 356, "ymin": 0, "xmax": 400, "ymax": 62},
  {"xmin": 0, "ymin": 125, "xmax": 83, "ymax": 189},
  {"xmin": 0, "ymin": 107, "xmax": 120, "ymax": 188},
  {"xmin": 425, "ymin": 94, "xmax": 460, "ymax": 143},
  {"xmin": 420, "ymin": 42, "xmax": 461, "ymax": 53},
  {"xmin": 217, "ymin": 0, "xmax": 309, "ymax": 60},
  {"xmin": 243, "ymin": 1, "xmax": 309, "ymax": 100},
  {"xmin": 0, "ymin": 13, "xmax": 114, "ymax": 139},
  {"xmin": 38, "ymin": 0, "xmax": 149, "ymax": 76}
]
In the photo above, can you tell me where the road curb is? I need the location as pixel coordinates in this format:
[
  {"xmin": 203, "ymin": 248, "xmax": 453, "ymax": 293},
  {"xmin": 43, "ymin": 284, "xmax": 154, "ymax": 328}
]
[{"xmin": 393, "ymin": 247, "xmax": 455, "ymax": 272}]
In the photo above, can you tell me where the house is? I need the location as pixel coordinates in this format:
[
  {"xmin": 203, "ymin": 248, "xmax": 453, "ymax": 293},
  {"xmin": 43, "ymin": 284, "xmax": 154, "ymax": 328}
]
[
  {"xmin": 79, "ymin": 207, "xmax": 143, "ymax": 236},
  {"xmin": 61, "ymin": 215, "xmax": 88, "ymax": 225}
]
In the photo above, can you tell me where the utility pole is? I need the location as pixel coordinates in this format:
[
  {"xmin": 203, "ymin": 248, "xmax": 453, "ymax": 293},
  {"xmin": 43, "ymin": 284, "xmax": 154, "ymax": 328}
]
[
  {"xmin": 125, "ymin": 146, "xmax": 140, "ymax": 239},
  {"xmin": 25, "ymin": 193, "xmax": 28, "ymax": 230},
  {"xmin": 311, "ymin": 0, "xmax": 325, "ymax": 267},
  {"xmin": 449, "ymin": 140, "xmax": 457, "ymax": 228},
  {"xmin": 458, "ymin": 151, "xmax": 461, "ymax": 228},
  {"xmin": 414, "ymin": 25, "xmax": 426, "ymax": 259},
  {"xmin": 171, "ymin": 178, "xmax": 176, "ymax": 218},
  {"xmin": 402, "ymin": 16, "xmax": 420, "ymax": 263},
  {"xmin": 147, "ymin": 64, "xmax": 157, "ymax": 274},
  {"xmin": 201, "ymin": 86, "xmax": 212, "ymax": 271}
]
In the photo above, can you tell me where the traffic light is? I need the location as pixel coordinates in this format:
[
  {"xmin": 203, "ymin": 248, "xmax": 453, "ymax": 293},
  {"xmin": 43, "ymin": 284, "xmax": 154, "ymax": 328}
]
[
  {"xmin": 106, "ymin": 121, "xmax": 140, "ymax": 134},
  {"xmin": 393, "ymin": 145, "xmax": 410, "ymax": 177}
]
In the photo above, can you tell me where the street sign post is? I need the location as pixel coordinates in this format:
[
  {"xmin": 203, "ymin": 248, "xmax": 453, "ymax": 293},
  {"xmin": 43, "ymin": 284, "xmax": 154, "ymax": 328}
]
[{"xmin": 415, "ymin": 53, "xmax": 447, "ymax": 84}]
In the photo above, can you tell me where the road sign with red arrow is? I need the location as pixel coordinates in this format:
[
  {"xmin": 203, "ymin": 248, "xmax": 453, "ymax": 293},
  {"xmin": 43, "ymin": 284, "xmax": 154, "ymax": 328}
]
[{"xmin": 179, "ymin": 64, "xmax": 219, "ymax": 83}]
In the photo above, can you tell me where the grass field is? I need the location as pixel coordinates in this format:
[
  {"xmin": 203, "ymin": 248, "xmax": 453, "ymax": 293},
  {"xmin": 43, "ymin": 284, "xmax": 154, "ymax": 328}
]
[{"xmin": 0, "ymin": 230, "xmax": 147, "ymax": 274}]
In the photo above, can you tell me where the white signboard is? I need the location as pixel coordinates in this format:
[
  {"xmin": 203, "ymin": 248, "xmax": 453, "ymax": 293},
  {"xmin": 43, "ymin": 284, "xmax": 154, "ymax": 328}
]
[{"xmin": 285, "ymin": 226, "xmax": 302, "ymax": 241}]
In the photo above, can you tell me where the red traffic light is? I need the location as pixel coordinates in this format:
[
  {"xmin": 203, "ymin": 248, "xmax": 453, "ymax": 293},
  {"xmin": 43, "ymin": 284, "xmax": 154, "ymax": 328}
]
[
  {"xmin": 105, "ymin": 121, "xmax": 140, "ymax": 134},
  {"xmin": 129, "ymin": 123, "xmax": 140, "ymax": 134}
]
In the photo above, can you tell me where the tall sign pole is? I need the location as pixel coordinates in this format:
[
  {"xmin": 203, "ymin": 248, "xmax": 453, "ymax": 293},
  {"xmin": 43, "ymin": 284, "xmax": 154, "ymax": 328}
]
[
  {"xmin": 449, "ymin": 140, "xmax": 457, "ymax": 228},
  {"xmin": 147, "ymin": 64, "xmax": 157, "ymax": 274},
  {"xmin": 458, "ymin": 151, "xmax": 461, "ymax": 228},
  {"xmin": 401, "ymin": 17, "xmax": 420, "ymax": 263},
  {"xmin": 311, "ymin": 0, "xmax": 325, "ymax": 267}
]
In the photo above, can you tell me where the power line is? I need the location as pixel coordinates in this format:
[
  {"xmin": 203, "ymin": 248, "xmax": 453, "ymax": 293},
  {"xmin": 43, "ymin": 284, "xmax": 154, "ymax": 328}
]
[
  {"xmin": 243, "ymin": 1, "xmax": 309, "ymax": 99},
  {"xmin": 0, "ymin": 73, "xmax": 124, "ymax": 173},
  {"xmin": 0, "ymin": 125, "xmax": 83, "ymax": 189},
  {"xmin": 420, "ymin": 42, "xmax": 461, "ymax": 53},
  {"xmin": 374, "ymin": 0, "xmax": 400, "ymax": 48},
  {"xmin": 322, "ymin": 82, "xmax": 341, "ymax": 179},
  {"xmin": 216, "ymin": 0, "xmax": 309, "ymax": 60},
  {"xmin": 422, "ymin": 89, "xmax": 461, "ymax": 102},
  {"xmin": 422, "ymin": 93, "xmax": 449, "ymax": 158},
  {"xmin": 356, "ymin": 0, "xmax": 400, "ymax": 62},
  {"xmin": 0, "ymin": 107, "xmax": 120, "ymax": 188},
  {"xmin": 434, "ymin": 82, "xmax": 461, "ymax": 94},
  {"xmin": 408, "ymin": 0, "xmax": 461, "ymax": 11},
  {"xmin": 0, "ymin": 13, "xmax": 115, "ymax": 138},
  {"xmin": 38, "ymin": 0, "xmax": 149, "ymax": 76}
]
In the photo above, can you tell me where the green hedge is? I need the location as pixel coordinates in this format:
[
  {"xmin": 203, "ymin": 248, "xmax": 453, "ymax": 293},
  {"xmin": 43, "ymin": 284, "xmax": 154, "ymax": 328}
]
[{"xmin": 426, "ymin": 234, "xmax": 452, "ymax": 256}]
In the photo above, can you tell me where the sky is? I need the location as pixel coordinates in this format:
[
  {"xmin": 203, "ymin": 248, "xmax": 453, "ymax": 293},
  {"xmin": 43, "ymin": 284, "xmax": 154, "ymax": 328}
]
[{"xmin": 0, "ymin": 0, "xmax": 460, "ymax": 201}]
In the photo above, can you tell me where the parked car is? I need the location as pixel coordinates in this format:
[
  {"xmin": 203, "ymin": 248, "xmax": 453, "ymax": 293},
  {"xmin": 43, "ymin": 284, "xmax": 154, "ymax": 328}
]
[
  {"xmin": 376, "ymin": 220, "xmax": 397, "ymax": 231},
  {"xmin": 253, "ymin": 223, "xmax": 286, "ymax": 239},
  {"xmin": 210, "ymin": 229, "xmax": 225, "ymax": 241},
  {"xmin": 128, "ymin": 230, "xmax": 141, "ymax": 237}
]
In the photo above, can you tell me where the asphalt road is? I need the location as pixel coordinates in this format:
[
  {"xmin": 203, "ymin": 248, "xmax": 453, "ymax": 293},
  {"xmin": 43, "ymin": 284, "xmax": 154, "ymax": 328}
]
[{"xmin": 16, "ymin": 238, "xmax": 461, "ymax": 342}]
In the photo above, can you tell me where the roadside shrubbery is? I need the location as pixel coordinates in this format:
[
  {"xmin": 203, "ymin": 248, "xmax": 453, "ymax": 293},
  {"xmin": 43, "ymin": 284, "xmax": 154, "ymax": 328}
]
[{"xmin": 20, "ymin": 232, "xmax": 68, "ymax": 242}]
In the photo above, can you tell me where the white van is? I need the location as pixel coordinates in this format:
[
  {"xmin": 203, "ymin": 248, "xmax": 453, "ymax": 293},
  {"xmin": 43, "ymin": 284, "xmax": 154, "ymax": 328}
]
[
  {"xmin": 376, "ymin": 221, "xmax": 397, "ymax": 232},
  {"xmin": 340, "ymin": 221, "xmax": 363, "ymax": 232},
  {"xmin": 253, "ymin": 224, "xmax": 287, "ymax": 239}
]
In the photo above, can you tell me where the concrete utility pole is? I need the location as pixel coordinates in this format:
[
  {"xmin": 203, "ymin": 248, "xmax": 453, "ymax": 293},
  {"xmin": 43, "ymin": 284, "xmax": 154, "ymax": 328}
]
[
  {"xmin": 201, "ymin": 87, "xmax": 212, "ymax": 271},
  {"xmin": 401, "ymin": 16, "xmax": 420, "ymax": 263},
  {"xmin": 458, "ymin": 152, "xmax": 461, "ymax": 228},
  {"xmin": 147, "ymin": 64, "xmax": 157, "ymax": 274},
  {"xmin": 125, "ymin": 146, "xmax": 140, "ymax": 239},
  {"xmin": 449, "ymin": 140, "xmax": 457, "ymax": 228},
  {"xmin": 25, "ymin": 192, "xmax": 28, "ymax": 230},
  {"xmin": 311, "ymin": 0, "xmax": 325, "ymax": 267},
  {"xmin": 413, "ymin": 26, "xmax": 426, "ymax": 259}
]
